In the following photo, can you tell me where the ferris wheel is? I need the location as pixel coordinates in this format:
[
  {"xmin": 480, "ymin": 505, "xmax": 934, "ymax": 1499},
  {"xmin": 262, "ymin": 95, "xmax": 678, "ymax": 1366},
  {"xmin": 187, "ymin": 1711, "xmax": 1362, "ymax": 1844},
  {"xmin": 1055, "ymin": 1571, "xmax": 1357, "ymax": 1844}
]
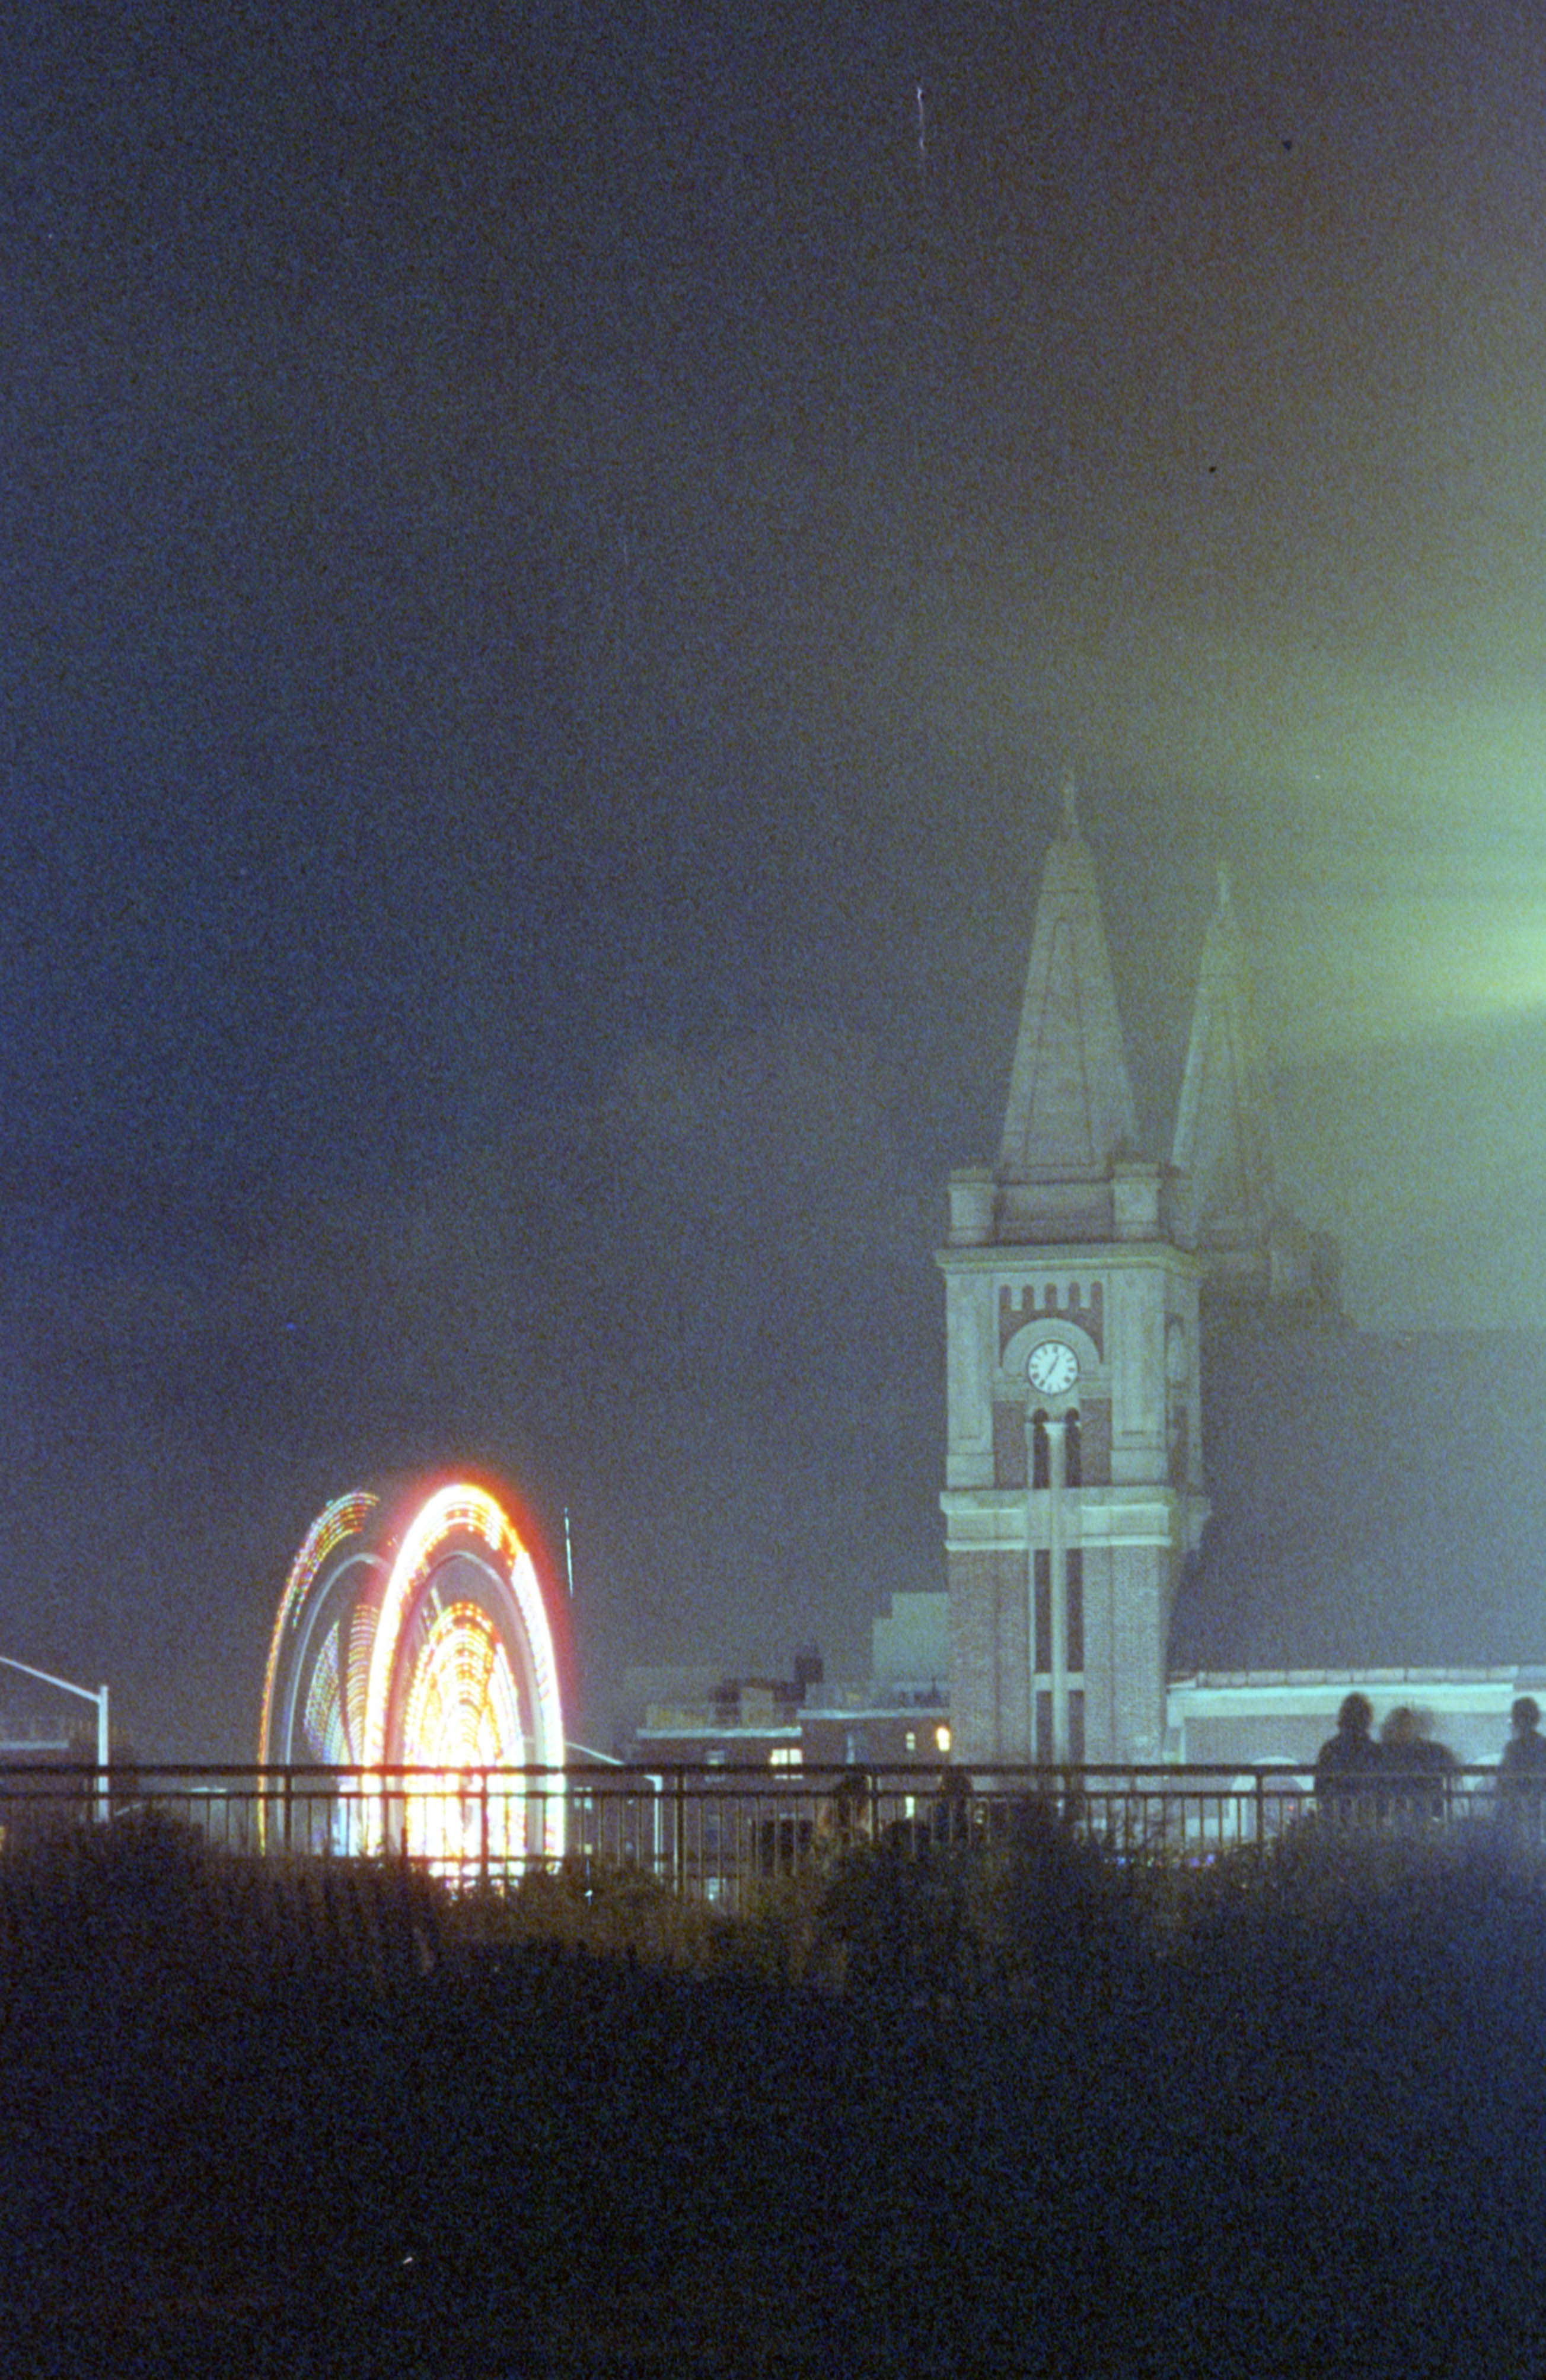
[{"xmin": 259, "ymin": 1480, "xmax": 566, "ymax": 1873}]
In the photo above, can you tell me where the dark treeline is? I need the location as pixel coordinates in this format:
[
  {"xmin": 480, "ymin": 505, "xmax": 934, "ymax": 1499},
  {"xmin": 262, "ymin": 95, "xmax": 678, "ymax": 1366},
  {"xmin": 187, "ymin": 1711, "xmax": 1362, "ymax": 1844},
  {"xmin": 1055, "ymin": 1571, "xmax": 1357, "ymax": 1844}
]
[{"xmin": 4, "ymin": 1814, "xmax": 1546, "ymax": 2374}]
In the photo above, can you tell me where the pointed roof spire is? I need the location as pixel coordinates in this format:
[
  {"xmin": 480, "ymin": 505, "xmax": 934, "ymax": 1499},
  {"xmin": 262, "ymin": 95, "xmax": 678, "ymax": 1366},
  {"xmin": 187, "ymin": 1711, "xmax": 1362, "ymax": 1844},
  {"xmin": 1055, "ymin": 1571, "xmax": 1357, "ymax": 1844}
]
[
  {"xmin": 997, "ymin": 795, "xmax": 1138, "ymax": 1189},
  {"xmin": 1171, "ymin": 864, "xmax": 1275, "ymax": 1252}
]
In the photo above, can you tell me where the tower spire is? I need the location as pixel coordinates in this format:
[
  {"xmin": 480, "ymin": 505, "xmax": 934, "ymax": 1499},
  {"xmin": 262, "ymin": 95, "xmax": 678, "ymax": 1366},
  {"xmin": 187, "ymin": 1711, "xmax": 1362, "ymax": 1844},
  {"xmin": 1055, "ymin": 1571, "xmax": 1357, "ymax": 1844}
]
[
  {"xmin": 1170, "ymin": 864, "xmax": 1275, "ymax": 1253},
  {"xmin": 997, "ymin": 795, "xmax": 1137, "ymax": 1211}
]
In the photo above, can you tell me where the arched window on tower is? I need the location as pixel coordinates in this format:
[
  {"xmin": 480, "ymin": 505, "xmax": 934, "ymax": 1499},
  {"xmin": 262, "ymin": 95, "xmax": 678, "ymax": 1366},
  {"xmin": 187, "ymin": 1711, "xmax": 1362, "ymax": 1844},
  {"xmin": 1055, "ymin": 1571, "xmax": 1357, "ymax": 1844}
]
[
  {"xmin": 1030, "ymin": 1410, "xmax": 1050, "ymax": 1488},
  {"xmin": 1066, "ymin": 1407, "xmax": 1082, "ymax": 1487}
]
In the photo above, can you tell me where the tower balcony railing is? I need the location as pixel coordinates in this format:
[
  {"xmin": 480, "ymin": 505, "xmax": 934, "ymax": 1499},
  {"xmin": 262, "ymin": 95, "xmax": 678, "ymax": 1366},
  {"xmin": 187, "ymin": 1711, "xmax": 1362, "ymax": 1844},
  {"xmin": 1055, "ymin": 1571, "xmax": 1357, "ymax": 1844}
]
[{"xmin": 0, "ymin": 1758, "xmax": 1528, "ymax": 1902}]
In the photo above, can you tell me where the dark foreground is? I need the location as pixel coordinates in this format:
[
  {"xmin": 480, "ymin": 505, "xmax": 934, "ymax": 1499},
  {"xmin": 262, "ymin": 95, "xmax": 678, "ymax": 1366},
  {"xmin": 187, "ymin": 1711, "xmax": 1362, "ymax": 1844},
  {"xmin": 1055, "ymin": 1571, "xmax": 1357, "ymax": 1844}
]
[{"xmin": 4, "ymin": 1820, "xmax": 1546, "ymax": 2377}]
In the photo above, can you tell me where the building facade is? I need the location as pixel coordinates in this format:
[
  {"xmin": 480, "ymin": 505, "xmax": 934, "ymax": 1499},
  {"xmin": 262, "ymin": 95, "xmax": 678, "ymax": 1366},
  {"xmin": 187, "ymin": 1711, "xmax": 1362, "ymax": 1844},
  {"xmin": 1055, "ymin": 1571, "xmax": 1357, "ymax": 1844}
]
[
  {"xmin": 621, "ymin": 1595, "xmax": 952, "ymax": 1772},
  {"xmin": 939, "ymin": 783, "xmax": 1312, "ymax": 1766}
]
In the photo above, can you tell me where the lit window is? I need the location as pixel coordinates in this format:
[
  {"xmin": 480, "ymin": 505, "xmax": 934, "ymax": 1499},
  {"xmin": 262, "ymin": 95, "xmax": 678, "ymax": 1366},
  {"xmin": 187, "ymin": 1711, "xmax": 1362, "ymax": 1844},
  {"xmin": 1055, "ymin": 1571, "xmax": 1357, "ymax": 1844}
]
[
  {"xmin": 935, "ymin": 1725, "xmax": 952, "ymax": 1753},
  {"xmin": 769, "ymin": 1746, "xmax": 803, "ymax": 1769},
  {"xmin": 905, "ymin": 1730, "xmax": 917, "ymax": 1752}
]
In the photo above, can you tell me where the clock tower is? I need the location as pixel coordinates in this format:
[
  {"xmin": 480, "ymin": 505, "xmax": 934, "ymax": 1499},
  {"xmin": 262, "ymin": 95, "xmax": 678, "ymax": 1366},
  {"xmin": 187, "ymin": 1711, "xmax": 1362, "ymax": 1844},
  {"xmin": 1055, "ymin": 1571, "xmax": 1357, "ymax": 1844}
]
[{"xmin": 939, "ymin": 785, "xmax": 1209, "ymax": 1765}]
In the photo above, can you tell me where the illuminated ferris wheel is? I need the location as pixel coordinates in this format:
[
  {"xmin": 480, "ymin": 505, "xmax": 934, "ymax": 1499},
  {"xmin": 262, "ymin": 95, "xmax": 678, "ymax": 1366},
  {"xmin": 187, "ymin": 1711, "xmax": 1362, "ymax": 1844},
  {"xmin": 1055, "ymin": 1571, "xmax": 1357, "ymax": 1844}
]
[{"xmin": 259, "ymin": 1481, "xmax": 566, "ymax": 1872}]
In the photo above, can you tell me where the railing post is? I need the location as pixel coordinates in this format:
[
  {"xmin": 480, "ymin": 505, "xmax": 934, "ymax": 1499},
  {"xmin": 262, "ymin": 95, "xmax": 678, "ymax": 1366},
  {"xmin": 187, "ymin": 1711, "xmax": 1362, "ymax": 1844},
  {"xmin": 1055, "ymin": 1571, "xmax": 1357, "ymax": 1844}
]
[
  {"xmin": 673, "ymin": 1768, "xmax": 686, "ymax": 1891},
  {"xmin": 479, "ymin": 1769, "xmax": 490, "ymax": 1889}
]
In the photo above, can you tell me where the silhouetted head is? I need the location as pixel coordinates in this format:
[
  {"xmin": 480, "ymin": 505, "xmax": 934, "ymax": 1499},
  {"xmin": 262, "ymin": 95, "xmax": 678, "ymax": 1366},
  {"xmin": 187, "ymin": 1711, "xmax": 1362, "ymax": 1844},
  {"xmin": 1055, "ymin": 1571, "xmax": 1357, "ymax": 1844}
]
[
  {"xmin": 1512, "ymin": 1697, "xmax": 1541, "ymax": 1736},
  {"xmin": 1337, "ymin": 1691, "xmax": 1373, "ymax": 1737},
  {"xmin": 1381, "ymin": 1704, "xmax": 1420, "ymax": 1750}
]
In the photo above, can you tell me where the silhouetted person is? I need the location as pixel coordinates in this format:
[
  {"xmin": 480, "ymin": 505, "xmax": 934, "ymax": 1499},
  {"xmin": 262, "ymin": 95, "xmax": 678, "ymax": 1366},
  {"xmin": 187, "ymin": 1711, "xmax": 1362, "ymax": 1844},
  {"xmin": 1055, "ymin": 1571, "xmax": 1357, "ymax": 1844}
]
[
  {"xmin": 1417, "ymin": 1704, "xmax": 1460, "ymax": 1818},
  {"xmin": 930, "ymin": 1763, "xmax": 976, "ymax": 1850},
  {"xmin": 1380, "ymin": 1703, "xmax": 1458, "ymax": 1825},
  {"xmin": 816, "ymin": 1767, "xmax": 874, "ymax": 1860},
  {"xmin": 1314, "ymin": 1691, "xmax": 1379, "ymax": 1826},
  {"xmin": 1497, "ymin": 1697, "xmax": 1546, "ymax": 1839}
]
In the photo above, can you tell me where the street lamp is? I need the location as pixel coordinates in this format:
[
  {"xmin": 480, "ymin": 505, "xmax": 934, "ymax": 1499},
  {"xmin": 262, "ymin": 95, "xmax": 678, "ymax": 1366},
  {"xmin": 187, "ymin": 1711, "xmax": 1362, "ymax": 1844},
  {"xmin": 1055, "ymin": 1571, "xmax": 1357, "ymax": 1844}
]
[{"xmin": 0, "ymin": 1656, "xmax": 110, "ymax": 1824}]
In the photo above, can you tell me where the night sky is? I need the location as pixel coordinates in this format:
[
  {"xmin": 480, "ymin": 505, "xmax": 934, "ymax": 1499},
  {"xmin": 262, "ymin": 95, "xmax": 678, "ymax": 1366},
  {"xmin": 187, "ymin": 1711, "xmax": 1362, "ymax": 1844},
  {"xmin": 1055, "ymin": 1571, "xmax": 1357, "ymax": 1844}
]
[{"xmin": 5, "ymin": 3, "xmax": 1545, "ymax": 1757}]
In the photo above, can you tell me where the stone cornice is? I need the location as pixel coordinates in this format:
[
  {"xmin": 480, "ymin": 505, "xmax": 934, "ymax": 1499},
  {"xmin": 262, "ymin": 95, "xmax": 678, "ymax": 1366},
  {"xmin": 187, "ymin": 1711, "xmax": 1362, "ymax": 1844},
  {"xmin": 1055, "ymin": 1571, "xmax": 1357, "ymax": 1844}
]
[
  {"xmin": 941, "ymin": 1483, "xmax": 1209, "ymax": 1552},
  {"xmin": 935, "ymin": 1241, "xmax": 1203, "ymax": 1280}
]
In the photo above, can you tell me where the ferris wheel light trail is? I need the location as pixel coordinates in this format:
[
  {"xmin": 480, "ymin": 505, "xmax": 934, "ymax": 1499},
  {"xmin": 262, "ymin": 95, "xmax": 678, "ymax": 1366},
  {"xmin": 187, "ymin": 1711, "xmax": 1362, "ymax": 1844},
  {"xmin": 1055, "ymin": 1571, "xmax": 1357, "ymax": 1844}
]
[
  {"xmin": 259, "ymin": 1479, "xmax": 566, "ymax": 1876},
  {"xmin": 257, "ymin": 1489, "xmax": 379, "ymax": 1777}
]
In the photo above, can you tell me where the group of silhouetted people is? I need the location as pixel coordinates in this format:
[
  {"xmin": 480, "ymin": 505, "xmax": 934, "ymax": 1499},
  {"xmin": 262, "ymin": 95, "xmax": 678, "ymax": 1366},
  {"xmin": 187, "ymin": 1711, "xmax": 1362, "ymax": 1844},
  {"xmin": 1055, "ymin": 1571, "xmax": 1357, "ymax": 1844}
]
[
  {"xmin": 1314, "ymin": 1693, "xmax": 1456, "ymax": 1824},
  {"xmin": 814, "ymin": 1763, "xmax": 988, "ymax": 1864},
  {"xmin": 1314, "ymin": 1690, "xmax": 1546, "ymax": 1830}
]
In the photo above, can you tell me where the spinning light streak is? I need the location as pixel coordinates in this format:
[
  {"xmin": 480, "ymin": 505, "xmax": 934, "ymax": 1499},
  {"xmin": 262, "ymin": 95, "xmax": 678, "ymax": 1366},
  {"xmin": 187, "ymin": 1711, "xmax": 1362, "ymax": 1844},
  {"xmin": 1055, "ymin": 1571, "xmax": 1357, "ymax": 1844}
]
[
  {"xmin": 259, "ymin": 1480, "xmax": 566, "ymax": 1874},
  {"xmin": 258, "ymin": 1489, "xmax": 381, "ymax": 1774}
]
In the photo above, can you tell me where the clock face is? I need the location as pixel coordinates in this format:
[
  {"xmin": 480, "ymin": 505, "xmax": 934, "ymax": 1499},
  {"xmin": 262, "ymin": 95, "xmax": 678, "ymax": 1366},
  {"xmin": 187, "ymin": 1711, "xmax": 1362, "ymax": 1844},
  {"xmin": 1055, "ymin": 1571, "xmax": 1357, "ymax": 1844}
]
[{"xmin": 1026, "ymin": 1340, "xmax": 1079, "ymax": 1398}]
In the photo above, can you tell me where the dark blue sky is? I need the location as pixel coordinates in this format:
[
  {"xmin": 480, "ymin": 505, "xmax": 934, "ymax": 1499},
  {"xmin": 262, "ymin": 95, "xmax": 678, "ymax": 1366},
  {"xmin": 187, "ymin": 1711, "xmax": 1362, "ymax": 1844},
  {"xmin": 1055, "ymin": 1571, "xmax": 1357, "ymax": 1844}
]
[{"xmin": 4, "ymin": 1, "xmax": 1545, "ymax": 1755}]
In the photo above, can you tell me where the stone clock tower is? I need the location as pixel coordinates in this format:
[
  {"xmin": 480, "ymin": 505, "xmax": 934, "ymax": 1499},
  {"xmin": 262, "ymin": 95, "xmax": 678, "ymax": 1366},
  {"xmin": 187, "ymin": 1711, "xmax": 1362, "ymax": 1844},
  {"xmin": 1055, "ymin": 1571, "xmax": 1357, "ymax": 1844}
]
[{"xmin": 939, "ymin": 785, "xmax": 1210, "ymax": 1765}]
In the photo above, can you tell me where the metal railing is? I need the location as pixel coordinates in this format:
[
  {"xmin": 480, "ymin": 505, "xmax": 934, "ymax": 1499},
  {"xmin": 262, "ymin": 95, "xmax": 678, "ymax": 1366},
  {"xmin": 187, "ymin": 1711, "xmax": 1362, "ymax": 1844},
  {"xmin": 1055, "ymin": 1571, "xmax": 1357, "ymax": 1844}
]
[{"xmin": 0, "ymin": 1759, "xmax": 1523, "ymax": 1898}]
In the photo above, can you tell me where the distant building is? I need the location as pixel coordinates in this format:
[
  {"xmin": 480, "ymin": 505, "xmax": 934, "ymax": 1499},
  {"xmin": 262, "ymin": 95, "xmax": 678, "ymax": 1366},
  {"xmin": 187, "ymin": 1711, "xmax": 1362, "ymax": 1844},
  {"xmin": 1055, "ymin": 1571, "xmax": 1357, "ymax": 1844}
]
[
  {"xmin": 0, "ymin": 1715, "xmax": 85, "ymax": 1850},
  {"xmin": 941, "ymin": 784, "xmax": 1546, "ymax": 1770},
  {"xmin": 1171, "ymin": 1321, "xmax": 1546, "ymax": 1765},
  {"xmin": 0, "ymin": 1715, "xmax": 72, "ymax": 1753},
  {"xmin": 1168, "ymin": 1668, "xmax": 1535, "ymax": 1770},
  {"xmin": 621, "ymin": 1594, "xmax": 951, "ymax": 1772},
  {"xmin": 940, "ymin": 780, "xmax": 1217, "ymax": 1764}
]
